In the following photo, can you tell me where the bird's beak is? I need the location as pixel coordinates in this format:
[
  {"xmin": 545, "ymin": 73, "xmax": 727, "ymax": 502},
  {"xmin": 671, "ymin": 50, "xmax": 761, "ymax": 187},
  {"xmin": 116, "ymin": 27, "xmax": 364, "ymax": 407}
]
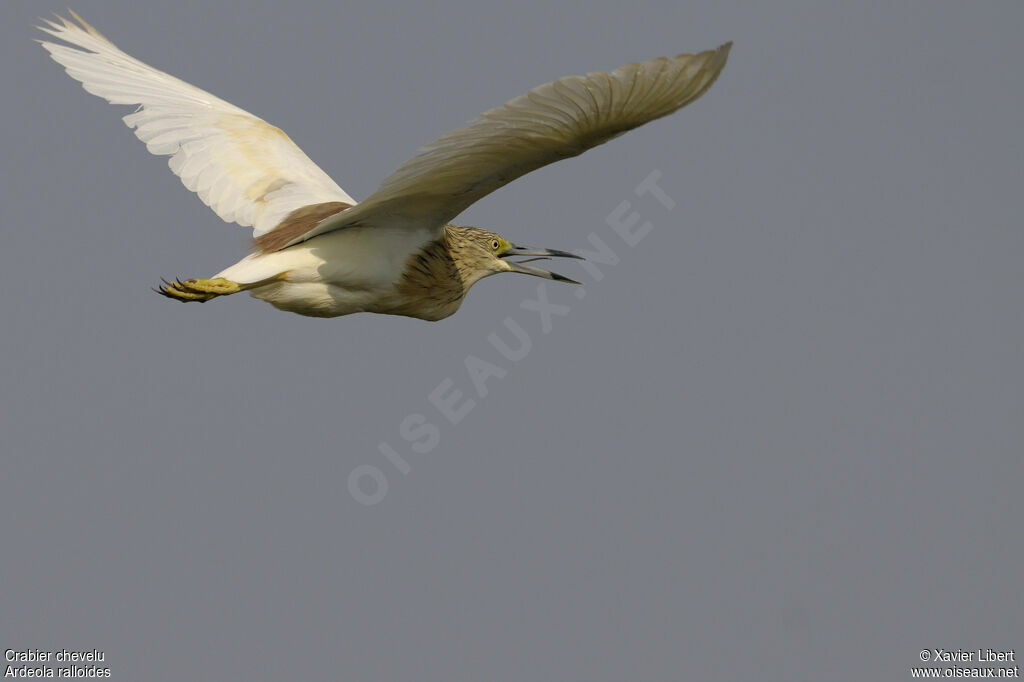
[
  {"xmin": 501, "ymin": 245, "xmax": 583, "ymax": 284},
  {"xmin": 504, "ymin": 245, "xmax": 584, "ymax": 260}
]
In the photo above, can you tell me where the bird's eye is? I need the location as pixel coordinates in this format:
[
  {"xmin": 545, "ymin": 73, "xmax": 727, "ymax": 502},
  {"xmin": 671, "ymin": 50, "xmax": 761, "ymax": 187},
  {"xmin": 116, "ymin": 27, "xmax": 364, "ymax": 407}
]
[{"xmin": 491, "ymin": 239, "xmax": 500, "ymax": 250}]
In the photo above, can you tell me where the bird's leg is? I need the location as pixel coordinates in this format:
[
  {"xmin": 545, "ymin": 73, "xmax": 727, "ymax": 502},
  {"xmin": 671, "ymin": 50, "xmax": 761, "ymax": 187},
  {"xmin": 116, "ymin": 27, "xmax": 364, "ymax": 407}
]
[
  {"xmin": 155, "ymin": 272, "xmax": 291, "ymax": 303},
  {"xmin": 155, "ymin": 277, "xmax": 245, "ymax": 302}
]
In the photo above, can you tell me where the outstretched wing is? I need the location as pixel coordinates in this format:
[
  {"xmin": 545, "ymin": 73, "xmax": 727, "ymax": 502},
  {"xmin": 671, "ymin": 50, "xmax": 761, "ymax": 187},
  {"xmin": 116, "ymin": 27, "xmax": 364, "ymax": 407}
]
[
  {"xmin": 38, "ymin": 11, "xmax": 355, "ymax": 238},
  {"xmin": 283, "ymin": 42, "xmax": 731, "ymax": 249}
]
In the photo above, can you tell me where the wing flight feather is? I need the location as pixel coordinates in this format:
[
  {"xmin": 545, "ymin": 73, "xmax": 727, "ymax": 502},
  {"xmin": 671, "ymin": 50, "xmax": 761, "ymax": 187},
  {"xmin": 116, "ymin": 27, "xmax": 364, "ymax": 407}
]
[
  {"xmin": 38, "ymin": 11, "xmax": 355, "ymax": 237},
  {"xmin": 287, "ymin": 42, "xmax": 732, "ymax": 248}
]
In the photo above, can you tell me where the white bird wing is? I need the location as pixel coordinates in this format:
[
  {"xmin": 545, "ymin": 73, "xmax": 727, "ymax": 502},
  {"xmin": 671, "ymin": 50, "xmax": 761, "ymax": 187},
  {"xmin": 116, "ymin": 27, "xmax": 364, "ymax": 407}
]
[
  {"xmin": 37, "ymin": 11, "xmax": 355, "ymax": 238},
  {"xmin": 282, "ymin": 42, "xmax": 732, "ymax": 249}
]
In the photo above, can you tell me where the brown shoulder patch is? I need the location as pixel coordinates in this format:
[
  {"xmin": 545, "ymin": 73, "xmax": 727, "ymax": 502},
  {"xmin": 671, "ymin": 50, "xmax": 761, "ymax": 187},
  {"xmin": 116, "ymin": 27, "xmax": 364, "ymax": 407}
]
[{"xmin": 253, "ymin": 201, "xmax": 353, "ymax": 253}]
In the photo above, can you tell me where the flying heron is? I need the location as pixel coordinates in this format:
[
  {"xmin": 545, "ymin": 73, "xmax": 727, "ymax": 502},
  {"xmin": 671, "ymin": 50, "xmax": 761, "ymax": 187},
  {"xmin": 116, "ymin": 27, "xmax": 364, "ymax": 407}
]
[{"xmin": 39, "ymin": 12, "xmax": 731, "ymax": 320}]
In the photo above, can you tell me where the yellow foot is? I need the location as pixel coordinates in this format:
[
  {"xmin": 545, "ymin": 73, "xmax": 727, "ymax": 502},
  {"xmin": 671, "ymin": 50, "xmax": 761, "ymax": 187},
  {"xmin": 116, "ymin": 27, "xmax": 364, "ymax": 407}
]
[{"xmin": 155, "ymin": 277, "xmax": 242, "ymax": 302}]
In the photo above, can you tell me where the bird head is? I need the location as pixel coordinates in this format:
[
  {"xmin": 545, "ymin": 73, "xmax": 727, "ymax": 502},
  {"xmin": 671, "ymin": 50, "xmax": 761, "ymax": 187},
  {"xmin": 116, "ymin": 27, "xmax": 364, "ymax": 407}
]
[{"xmin": 453, "ymin": 226, "xmax": 583, "ymax": 285}]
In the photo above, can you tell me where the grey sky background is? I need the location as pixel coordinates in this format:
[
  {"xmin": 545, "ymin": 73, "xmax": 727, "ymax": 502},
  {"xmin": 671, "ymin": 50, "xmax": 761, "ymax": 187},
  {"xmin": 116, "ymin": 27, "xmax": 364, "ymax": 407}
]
[{"xmin": 2, "ymin": 0, "xmax": 1021, "ymax": 680}]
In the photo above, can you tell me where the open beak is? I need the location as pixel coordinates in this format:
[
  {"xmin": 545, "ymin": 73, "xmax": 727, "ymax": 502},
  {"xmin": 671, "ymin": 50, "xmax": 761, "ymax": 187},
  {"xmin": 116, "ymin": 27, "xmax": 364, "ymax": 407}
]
[{"xmin": 501, "ymin": 245, "xmax": 584, "ymax": 285}]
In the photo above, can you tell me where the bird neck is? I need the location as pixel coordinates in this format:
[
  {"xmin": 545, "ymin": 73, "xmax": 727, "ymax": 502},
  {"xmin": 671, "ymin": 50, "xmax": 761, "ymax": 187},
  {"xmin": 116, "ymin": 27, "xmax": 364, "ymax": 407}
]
[
  {"xmin": 442, "ymin": 225, "xmax": 492, "ymax": 288},
  {"xmin": 378, "ymin": 227, "xmax": 475, "ymax": 321}
]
